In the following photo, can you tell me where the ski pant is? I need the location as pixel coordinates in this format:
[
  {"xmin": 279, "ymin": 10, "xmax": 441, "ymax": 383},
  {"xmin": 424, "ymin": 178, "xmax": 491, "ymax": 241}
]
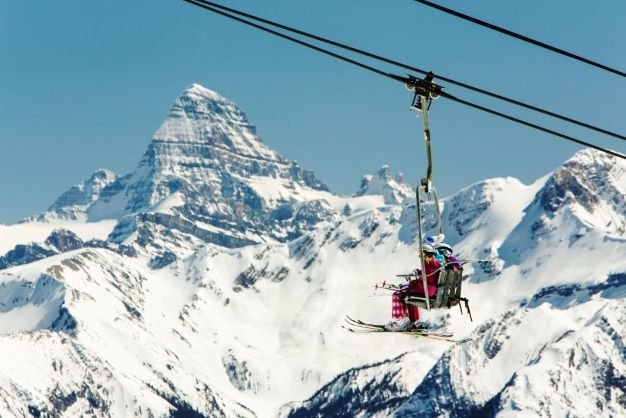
[{"xmin": 391, "ymin": 291, "xmax": 419, "ymax": 321}]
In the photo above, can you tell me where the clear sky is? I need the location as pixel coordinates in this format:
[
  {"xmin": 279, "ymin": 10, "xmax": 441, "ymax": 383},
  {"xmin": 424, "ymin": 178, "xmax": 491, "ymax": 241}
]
[{"xmin": 1, "ymin": 0, "xmax": 625, "ymax": 224}]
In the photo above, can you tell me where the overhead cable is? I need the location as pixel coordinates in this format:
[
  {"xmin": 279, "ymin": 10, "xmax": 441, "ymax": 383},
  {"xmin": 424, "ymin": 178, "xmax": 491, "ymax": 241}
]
[
  {"xmin": 181, "ymin": 0, "xmax": 626, "ymax": 160},
  {"xmin": 183, "ymin": 0, "xmax": 626, "ymax": 142},
  {"xmin": 440, "ymin": 92, "xmax": 626, "ymax": 160},
  {"xmin": 412, "ymin": 0, "xmax": 625, "ymax": 78},
  {"xmin": 183, "ymin": 0, "xmax": 396, "ymax": 80}
]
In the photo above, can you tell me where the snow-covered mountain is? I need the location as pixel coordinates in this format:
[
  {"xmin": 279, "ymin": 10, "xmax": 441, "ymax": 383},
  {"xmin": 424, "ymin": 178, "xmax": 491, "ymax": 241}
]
[
  {"xmin": 287, "ymin": 148, "xmax": 626, "ymax": 417},
  {"xmin": 88, "ymin": 84, "xmax": 334, "ymax": 251},
  {"xmin": 355, "ymin": 165, "xmax": 413, "ymax": 205},
  {"xmin": 37, "ymin": 169, "xmax": 119, "ymax": 222},
  {"xmin": 34, "ymin": 84, "xmax": 344, "ymax": 264},
  {"xmin": 1, "ymin": 84, "xmax": 625, "ymax": 417}
]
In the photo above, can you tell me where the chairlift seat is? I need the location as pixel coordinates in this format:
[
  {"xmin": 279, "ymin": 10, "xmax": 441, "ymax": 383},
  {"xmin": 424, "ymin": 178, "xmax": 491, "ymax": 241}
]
[{"xmin": 402, "ymin": 270, "xmax": 463, "ymax": 310}]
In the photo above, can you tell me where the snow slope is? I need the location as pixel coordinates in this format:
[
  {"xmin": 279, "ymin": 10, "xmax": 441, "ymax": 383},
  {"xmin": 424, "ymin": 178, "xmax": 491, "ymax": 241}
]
[
  {"xmin": 288, "ymin": 149, "xmax": 626, "ymax": 418},
  {"xmin": 0, "ymin": 220, "xmax": 116, "ymax": 254}
]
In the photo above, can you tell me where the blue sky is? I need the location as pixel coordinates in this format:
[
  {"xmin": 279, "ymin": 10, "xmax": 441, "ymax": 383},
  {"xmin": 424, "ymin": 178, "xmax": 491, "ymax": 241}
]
[{"xmin": 1, "ymin": 0, "xmax": 625, "ymax": 223}]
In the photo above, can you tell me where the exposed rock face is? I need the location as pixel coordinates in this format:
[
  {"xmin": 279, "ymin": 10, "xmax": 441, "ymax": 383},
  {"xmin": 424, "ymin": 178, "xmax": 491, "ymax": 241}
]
[
  {"xmin": 534, "ymin": 148, "xmax": 626, "ymax": 236},
  {"xmin": 81, "ymin": 84, "xmax": 332, "ymax": 251},
  {"xmin": 39, "ymin": 169, "xmax": 119, "ymax": 221},
  {"xmin": 0, "ymin": 229, "xmax": 86, "ymax": 270},
  {"xmin": 286, "ymin": 354, "xmax": 416, "ymax": 418},
  {"xmin": 445, "ymin": 180, "xmax": 497, "ymax": 238},
  {"xmin": 356, "ymin": 165, "xmax": 413, "ymax": 205},
  {"xmin": 0, "ymin": 244, "xmax": 57, "ymax": 270},
  {"xmin": 45, "ymin": 229, "xmax": 84, "ymax": 252},
  {"xmin": 0, "ymin": 229, "xmax": 120, "ymax": 270},
  {"xmin": 539, "ymin": 168, "xmax": 599, "ymax": 214},
  {"xmin": 500, "ymin": 149, "xmax": 626, "ymax": 266}
]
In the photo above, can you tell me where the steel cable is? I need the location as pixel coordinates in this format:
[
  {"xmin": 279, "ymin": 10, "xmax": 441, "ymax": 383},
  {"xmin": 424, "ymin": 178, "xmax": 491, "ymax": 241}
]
[
  {"xmin": 183, "ymin": 0, "xmax": 626, "ymax": 142},
  {"xmin": 412, "ymin": 0, "xmax": 626, "ymax": 78},
  {"xmin": 181, "ymin": 0, "xmax": 626, "ymax": 160}
]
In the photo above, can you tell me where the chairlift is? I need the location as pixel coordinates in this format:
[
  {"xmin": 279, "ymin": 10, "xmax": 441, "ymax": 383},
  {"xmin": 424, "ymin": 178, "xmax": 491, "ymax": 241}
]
[{"xmin": 402, "ymin": 74, "xmax": 472, "ymax": 321}]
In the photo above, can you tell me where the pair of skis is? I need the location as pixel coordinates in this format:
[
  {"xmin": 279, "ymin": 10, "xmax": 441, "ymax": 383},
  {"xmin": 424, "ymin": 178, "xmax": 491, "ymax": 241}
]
[{"xmin": 343, "ymin": 316, "xmax": 470, "ymax": 343}]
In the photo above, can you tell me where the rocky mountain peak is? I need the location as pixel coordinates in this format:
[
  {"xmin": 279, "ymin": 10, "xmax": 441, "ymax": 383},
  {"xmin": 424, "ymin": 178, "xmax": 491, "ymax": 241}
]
[
  {"xmin": 37, "ymin": 169, "xmax": 119, "ymax": 221},
  {"xmin": 533, "ymin": 148, "xmax": 626, "ymax": 235},
  {"xmin": 495, "ymin": 148, "xmax": 626, "ymax": 268},
  {"xmin": 356, "ymin": 165, "xmax": 413, "ymax": 204},
  {"xmin": 153, "ymin": 83, "xmax": 276, "ymax": 161},
  {"xmin": 82, "ymin": 84, "xmax": 330, "ymax": 249}
]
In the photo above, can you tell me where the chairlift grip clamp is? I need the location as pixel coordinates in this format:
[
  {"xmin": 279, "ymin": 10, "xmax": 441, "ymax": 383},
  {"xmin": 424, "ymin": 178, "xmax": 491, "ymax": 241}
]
[{"xmin": 405, "ymin": 72, "xmax": 443, "ymax": 102}]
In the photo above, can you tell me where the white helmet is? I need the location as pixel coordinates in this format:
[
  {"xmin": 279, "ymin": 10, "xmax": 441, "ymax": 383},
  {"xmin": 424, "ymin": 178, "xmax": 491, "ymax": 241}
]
[
  {"xmin": 421, "ymin": 243, "xmax": 436, "ymax": 254},
  {"xmin": 436, "ymin": 242, "xmax": 453, "ymax": 256}
]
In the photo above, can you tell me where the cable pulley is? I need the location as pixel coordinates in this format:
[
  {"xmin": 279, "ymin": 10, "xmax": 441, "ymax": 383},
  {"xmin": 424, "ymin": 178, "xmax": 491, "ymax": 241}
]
[{"xmin": 405, "ymin": 73, "xmax": 442, "ymax": 100}]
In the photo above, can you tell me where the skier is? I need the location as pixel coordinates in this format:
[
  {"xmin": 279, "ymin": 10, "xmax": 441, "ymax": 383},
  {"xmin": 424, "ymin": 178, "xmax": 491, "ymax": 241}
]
[
  {"xmin": 424, "ymin": 235, "xmax": 445, "ymax": 266},
  {"xmin": 385, "ymin": 242, "xmax": 441, "ymax": 331},
  {"xmin": 436, "ymin": 242, "xmax": 463, "ymax": 271}
]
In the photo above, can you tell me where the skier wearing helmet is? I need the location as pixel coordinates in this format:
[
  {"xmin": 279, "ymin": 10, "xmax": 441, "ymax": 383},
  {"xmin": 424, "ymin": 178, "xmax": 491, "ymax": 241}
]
[{"xmin": 436, "ymin": 242, "xmax": 463, "ymax": 271}]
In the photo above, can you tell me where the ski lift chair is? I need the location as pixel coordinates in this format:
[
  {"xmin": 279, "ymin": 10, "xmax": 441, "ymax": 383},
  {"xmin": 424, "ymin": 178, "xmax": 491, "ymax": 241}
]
[
  {"xmin": 399, "ymin": 75, "xmax": 472, "ymax": 321},
  {"xmin": 398, "ymin": 269, "xmax": 472, "ymax": 320}
]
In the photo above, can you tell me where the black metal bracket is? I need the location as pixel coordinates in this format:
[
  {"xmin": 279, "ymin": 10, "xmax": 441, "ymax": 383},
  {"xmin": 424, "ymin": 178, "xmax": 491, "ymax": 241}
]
[
  {"xmin": 405, "ymin": 72, "xmax": 443, "ymax": 111},
  {"xmin": 458, "ymin": 297, "xmax": 473, "ymax": 322}
]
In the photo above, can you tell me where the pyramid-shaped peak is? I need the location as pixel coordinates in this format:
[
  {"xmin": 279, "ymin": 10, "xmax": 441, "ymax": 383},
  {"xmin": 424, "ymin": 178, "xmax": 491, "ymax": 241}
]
[
  {"xmin": 166, "ymin": 83, "xmax": 248, "ymax": 123},
  {"xmin": 153, "ymin": 84, "xmax": 277, "ymax": 160},
  {"xmin": 84, "ymin": 83, "xmax": 328, "ymax": 227},
  {"xmin": 179, "ymin": 83, "xmax": 231, "ymax": 104}
]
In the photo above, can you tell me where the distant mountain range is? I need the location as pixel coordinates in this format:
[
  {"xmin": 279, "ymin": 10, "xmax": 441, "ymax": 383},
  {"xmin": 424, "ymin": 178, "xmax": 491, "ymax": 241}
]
[{"xmin": 0, "ymin": 84, "xmax": 624, "ymax": 417}]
